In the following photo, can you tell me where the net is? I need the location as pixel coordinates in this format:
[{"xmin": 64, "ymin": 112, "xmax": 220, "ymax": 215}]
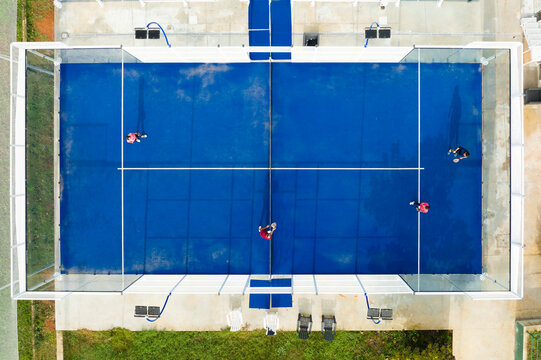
[
  {"xmin": 268, "ymin": 59, "xmax": 273, "ymax": 276},
  {"xmin": 268, "ymin": 60, "xmax": 273, "ymax": 224}
]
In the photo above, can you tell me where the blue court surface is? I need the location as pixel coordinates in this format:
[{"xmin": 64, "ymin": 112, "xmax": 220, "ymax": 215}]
[{"xmin": 59, "ymin": 61, "xmax": 482, "ymax": 276}]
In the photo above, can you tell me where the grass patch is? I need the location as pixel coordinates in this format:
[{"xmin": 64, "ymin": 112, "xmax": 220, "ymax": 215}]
[
  {"xmin": 19, "ymin": 298, "xmax": 452, "ymax": 360},
  {"xmin": 17, "ymin": 0, "xmax": 54, "ymax": 41},
  {"xmin": 63, "ymin": 329, "xmax": 453, "ymax": 360},
  {"xmin": 17, "ymin": 300, "xmax": 56, "ymax": 360}
]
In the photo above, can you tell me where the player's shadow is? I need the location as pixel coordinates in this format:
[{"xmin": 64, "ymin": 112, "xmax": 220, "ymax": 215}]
[
  {"xmin": 448, "ymin": 85, "xmax": 462, "ymax": 149},
  {"xmin": 136, "ymin": 76, "xmax": 146, "ymax": 135}
]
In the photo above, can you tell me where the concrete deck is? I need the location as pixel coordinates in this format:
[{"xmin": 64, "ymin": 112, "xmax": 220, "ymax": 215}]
[
  {"xmin": 56, "ymin": 0, "xmax": 249, "ymax": 47},
  {"xmin": 51, "ymin": 0, "xmax": 539, "ymax": 359},
  {"xmin": 55, "ymin": 0, "xmax": 522, "ymax": 47}
]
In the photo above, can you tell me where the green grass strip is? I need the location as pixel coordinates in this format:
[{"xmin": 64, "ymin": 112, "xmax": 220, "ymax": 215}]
[{"xmin": 63, "ymin": 328, "xmax": 452, "ymax": 360}]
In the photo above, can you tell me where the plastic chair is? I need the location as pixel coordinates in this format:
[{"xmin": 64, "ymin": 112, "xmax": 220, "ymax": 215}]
[
  {"xmin": 296, "ymin": 314, "xmax": 312, "ymax": 340},
  {"xmin": 321, "ymin": 315, "xmax": 337, "ymax": 342},
  {"xmin": 264, "ymin": 312, "xmax": 279, "ymax": 336},
  {"xmin": 226, "ymin": 308, "xmax": 243, "ymax": 332}
]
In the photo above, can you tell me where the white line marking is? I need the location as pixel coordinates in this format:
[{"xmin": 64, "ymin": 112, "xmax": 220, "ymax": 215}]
[{"xmin": 118, "ymin": 167, "xmax": 425, "ymax": 171}]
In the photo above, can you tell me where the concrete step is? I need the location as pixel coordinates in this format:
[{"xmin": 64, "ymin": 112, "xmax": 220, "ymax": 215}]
[
  {"xmin": 521, "ymin": 17, "xmax": 537, "ymax": 25},
  {"xmin": 526, "ymin": 34, "xmax": 541, "ymax": 40},
  {"xmin": 522, "ymin": 23, "xmax": 540, "ymax": 30},
  {"xmin": 530, "ymin": 48, "xmax": 541, "ymax": 63},
  {"xmin": 525, "ymin": 28, "xmax": 541, "ymax": 34}
]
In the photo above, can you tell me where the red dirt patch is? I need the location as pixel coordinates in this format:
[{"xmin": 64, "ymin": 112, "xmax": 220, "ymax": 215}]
[
  {"xmin": 44, "ymin": 317, "xmax": 55, "ymax": 333},
  {"xmin": 35, "ymin": 9, "xmax": 54, "ymax": 41},
  {"xmin": 42, "ymin": 301, "xmax": 56, "ymax": 332}
]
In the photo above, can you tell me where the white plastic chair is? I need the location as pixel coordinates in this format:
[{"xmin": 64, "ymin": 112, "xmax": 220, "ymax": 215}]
[
  {"xmin": 263, "ymin": 312, "xmax": 279, "ymax": 336},
  {"xmin": 226, "ymin": 309, "xmax": 243, "ymax": 332}
]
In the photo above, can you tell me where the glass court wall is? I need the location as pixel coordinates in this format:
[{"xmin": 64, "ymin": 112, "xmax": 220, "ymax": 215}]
[
  {"xmin": 10, "ymin": 43, "xmax": 523, "ymax": 299},
  {"xmin": 398, "ymin": 45, "xmax": 521, "ymax": 297}
]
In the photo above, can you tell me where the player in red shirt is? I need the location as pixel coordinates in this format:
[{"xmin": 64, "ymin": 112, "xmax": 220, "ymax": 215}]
[
  {"xmin": 259, "ymin": 222, "xmax": 277, "ymax": 240},
  {"xmin": 126, "ymin": 132, "xmax": 147, "ymax": 143},
  {"xmin": 409, "ymin": 201, "xmax": 429, "ymax": 213}
]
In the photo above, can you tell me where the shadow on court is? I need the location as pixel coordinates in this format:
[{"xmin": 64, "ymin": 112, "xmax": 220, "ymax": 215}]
[
  {"xmin": 448, "ymin": 85, "xmax": 462, "ymax": 149},
  {"xmin": 136, "ymin": 76, "xmax": 146, "ymax": 135}
]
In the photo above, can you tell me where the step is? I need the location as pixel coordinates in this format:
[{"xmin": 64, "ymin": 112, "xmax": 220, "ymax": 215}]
[
  {"xmin": 530, "ymin": 46, "xmax": 541, "ymax": 62},
  {"xmin": 524, "ymin": 28, "xmax": 541, "ymax": 35},
  {"xmin": 522, "ymin": 23, "xmax": 540, "ymax": 30},
  {"xmin": 526, "ymin": 33, "xmax": 541, "ymax": 41},
  {"xmin": 521, "ymin": 17, "xmax": 537, "ymax": 25}
]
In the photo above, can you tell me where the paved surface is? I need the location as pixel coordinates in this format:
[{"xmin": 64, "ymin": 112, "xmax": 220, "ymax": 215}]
[
  {"xmin": 51, "ymin": 0, "xmax": 539, "ymax": 360},
  {"xmin": 56, "ymin": 0, "xmax": 522, "ymax": 47},
  {"xmin": 0, "ymin": 0, "xmax": 19, "ymax": 357},
  {"xmin": 56, "ymin": 0, "xmax": 249, "ymax": 46}
]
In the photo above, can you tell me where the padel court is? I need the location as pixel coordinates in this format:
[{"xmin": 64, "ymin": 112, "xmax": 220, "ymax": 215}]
[{"xmin": 59, "ymin": 61, "xmax": 482, "ymax": 277}]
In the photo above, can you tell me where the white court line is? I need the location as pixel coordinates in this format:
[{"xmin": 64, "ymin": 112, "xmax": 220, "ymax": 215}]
[{"xmin": 118, "ymin": 167, "xmax": 425, "ymax": 171}]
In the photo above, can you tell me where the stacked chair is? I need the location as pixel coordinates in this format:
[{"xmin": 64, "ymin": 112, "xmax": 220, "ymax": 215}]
[
  {"xmin": 296, "ymin": 314, "xmax": 313, "ymax": 340},
  {"xmin": 321, "ymin": 315, "xmax": 337, "ymax": 342}
]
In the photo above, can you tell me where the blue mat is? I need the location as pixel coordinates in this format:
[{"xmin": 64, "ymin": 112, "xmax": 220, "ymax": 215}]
[
  {"xmin": 59, "ymin": 62, "xmax": 482, "ymax": 276},
  {"xmin": 248, "ymin": 0, "xmax": 270, "ymax": 60},
  {"xmin": 249, "ymin": 279, "xmax": 292, "ymax": 308},
  {"xmin": 249, "ymin": 0, "xmax": 291, "ymax": 60},
  {"xmin": 270, "ymin": 0, "xmax": 292, "ymax": 60}
]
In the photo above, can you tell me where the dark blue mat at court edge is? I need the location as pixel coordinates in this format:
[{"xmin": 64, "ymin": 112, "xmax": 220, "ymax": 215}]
[
  {"xmin": 249, "ymin": 294, "xmax": 270, "ymax": 309},
  {"xmin": 270, "ymin": 0, "xmax": 292, "ymax": 60},
  {"xmin": 249, "ymin": 0, "xmax": 270, "ymax": 60},
  {"xmin": 249, "ymin": 279, "xmax": 292, "ymax": 308},
  {"xmin": 272, "ymin": 294, "xmax": 292, "ymax": 307}
]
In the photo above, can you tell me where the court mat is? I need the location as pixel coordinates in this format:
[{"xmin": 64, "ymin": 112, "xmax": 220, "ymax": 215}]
[{"xmin": 59, "ymin": 62, "xmax": 482, "ymax": 276}]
